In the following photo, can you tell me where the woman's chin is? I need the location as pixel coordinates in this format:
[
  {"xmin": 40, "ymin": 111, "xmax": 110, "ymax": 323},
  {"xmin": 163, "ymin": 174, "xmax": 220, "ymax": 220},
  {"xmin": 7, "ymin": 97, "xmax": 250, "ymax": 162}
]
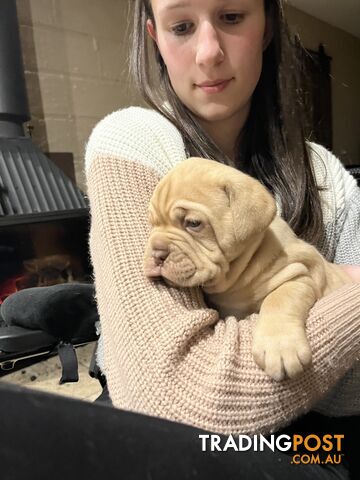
[{"xmin": 191, "ymin": 102, "xmax": 237, "ymax": 123}]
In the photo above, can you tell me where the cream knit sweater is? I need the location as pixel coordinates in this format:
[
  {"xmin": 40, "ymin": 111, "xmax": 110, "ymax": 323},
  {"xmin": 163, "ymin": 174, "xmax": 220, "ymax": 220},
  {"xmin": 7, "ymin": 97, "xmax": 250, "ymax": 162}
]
[{"xmin": 85, "ymin": 107, "xmax": 360, "ymax": 435}]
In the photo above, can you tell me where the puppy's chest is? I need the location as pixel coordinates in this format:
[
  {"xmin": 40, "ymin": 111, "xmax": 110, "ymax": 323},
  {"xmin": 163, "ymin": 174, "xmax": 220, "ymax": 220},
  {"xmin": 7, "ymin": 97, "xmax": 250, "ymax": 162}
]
[{"xmin": 204, "ymin": 290, "xmax": 261, "ymax": 319}]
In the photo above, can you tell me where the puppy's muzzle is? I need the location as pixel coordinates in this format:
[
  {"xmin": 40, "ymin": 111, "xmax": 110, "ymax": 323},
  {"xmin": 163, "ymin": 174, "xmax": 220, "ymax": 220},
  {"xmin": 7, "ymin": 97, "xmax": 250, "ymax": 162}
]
[
  {"xmin": 152, "ymin": 249, "xmax": 169, "ymax": 265},
  {"xmin": 144, "ymin": 239, "xmax": 170, "ymax": 278},
  {"xmin": 151, "ymin": 240, "xmax": 169, "ymax": 265}
]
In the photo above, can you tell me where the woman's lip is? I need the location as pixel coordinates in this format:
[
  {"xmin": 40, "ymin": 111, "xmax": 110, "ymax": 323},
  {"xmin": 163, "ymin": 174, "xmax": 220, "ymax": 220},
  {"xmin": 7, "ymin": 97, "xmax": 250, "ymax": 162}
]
[{"xmin": 196, "ymin": 78, "xmax": 232, "ymax": 93}]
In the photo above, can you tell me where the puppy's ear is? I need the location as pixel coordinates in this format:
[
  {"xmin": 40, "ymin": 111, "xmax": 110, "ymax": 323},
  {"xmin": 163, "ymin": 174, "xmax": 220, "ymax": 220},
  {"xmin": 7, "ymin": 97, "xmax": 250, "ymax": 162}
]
[{"xmin": 223, "ymin": 173, "xmax": 277, "ymax": 242}]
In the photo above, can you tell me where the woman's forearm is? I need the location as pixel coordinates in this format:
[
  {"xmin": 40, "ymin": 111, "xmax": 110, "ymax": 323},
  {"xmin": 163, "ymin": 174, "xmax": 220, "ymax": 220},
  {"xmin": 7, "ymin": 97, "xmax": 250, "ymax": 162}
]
[{"xmin": 87, "ymin": 153, "xmax": 360, "ymax": 435}]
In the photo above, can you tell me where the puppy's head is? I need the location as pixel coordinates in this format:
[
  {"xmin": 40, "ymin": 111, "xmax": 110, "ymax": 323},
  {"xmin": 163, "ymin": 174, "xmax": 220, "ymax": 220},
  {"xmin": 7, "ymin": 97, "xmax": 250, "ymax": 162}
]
[{"xmin": 144, "ymin": 158, "xmax": 276, "ymax": 288}]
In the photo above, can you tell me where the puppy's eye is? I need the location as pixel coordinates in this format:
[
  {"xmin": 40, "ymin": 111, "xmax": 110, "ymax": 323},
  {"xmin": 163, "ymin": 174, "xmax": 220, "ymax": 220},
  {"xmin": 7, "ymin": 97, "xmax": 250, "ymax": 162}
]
[{"xmin": 184, "ymin": 219, "xmax": 202, "ymax": 231}]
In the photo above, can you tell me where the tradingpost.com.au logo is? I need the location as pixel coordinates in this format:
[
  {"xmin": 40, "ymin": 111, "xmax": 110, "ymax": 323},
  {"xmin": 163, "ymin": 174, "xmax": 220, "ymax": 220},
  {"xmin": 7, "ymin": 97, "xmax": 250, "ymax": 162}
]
[{"xmin": 199, "ymin": 434, "xmax": 345, "ymax": 465}]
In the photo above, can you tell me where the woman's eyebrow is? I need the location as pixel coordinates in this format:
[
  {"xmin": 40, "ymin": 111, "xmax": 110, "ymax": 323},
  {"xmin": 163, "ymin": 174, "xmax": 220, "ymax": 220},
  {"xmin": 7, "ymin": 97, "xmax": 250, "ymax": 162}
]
[
  {"xmin": 160, "ymin": 1, "xmax": 189, "ymax": 11},
  {"xmin": 158, "ymin": 2, "xmax": 191, "ymax": 15},
  {"xmin": 160, "ymin": 0, "xmax": 241, "ymax": 14}
]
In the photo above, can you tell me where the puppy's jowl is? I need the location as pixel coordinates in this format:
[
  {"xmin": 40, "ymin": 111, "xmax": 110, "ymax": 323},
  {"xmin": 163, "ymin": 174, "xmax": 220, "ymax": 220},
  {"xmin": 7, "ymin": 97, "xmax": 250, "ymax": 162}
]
[{"xmin": 144, "ymin": 158, "xmax": 351, "ymax": 381}]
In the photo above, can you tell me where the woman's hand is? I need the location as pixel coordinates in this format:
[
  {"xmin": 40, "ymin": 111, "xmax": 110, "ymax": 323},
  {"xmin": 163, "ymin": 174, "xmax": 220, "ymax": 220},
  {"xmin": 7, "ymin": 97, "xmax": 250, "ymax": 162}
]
[{"xmin": 337, "ymin": 264, "xmax": 360, "ymax": 282}]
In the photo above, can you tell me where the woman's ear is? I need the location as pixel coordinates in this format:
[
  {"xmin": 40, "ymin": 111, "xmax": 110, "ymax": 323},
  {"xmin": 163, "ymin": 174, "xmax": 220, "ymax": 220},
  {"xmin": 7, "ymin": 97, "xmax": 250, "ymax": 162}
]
[{"xmin": 146, "ymin": 19, "xmax": 157, "ymax": 43}]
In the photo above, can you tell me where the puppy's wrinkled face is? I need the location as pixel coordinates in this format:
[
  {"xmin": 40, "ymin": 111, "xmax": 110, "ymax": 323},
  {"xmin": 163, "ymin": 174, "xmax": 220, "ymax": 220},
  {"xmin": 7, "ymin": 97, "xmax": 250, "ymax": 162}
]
[
  {"xmin": 145, "ymin": 187, "xmax": 230, "ymax": 288},
  {"xmin": 144, "ymin": 158, "xmax": 276, "ymax": 288}
]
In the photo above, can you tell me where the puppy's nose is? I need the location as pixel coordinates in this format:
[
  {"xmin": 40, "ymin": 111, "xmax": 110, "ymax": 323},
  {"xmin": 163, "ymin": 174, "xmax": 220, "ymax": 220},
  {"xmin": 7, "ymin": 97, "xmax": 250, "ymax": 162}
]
[{"xmin": 152, "ymin": 248, "xmax": 169, "ymax": 265}]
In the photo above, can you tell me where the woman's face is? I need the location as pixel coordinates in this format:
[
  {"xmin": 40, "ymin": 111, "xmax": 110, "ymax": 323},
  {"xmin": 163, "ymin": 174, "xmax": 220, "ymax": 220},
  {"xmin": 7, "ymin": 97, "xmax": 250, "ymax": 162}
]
[{"xmin": 148, "ymin": 0, "xmax": 270, "ymax": 129}]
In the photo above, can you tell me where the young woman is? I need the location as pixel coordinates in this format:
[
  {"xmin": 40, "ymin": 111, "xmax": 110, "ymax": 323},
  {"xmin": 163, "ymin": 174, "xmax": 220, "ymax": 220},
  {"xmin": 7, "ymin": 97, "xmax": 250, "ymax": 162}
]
[{"xmin": 85, "ymin": 0, "xmax": 360, "ymax": 476}]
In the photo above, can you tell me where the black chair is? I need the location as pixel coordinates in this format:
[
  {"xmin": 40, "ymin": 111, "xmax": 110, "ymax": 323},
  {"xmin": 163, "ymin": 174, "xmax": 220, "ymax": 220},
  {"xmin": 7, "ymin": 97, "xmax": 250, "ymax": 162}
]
[{"xmin": 0, "ymin": 283, "xmax": 99, "ymax": 383}]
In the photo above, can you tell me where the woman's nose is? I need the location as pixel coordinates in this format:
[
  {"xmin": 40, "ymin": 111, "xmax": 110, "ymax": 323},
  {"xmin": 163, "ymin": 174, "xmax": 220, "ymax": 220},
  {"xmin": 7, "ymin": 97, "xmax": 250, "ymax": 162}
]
[{"xmin": 195, "ymin": 22, "xmax": 224, "ymax": 67}]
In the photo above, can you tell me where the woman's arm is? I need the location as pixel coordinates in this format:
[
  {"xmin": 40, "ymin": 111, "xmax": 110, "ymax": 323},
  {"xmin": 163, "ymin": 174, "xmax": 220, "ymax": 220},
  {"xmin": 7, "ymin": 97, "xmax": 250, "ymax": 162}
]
[
  {"xmin": 87, "ymin": 148, "xmax": 360, "ymax": 436},
  {"xmin": 335, "ymin": 179, "xmax": 360, "ymax": 281},
  {"xmin": 312, "ymin": 156, "xmax": 360, "ymax": 417}
]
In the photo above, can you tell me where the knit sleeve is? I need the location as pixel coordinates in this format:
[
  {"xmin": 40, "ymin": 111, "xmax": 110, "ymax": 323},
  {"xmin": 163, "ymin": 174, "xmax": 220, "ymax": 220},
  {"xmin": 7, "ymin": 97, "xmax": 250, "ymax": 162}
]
[
  {"xmin": 309, "ymin": 142, "xmax": 360, "ymax": 263},
  {"xmin": 86, "ymin": 112, "xmax": 360, "ymax": 435},
  {"xmin": 333, "ymin": 172, "xmax": 360, "ymax": 264},
  {"xmin": 308, "ymin": 144, "xmax": 360, "ymax": 416}
]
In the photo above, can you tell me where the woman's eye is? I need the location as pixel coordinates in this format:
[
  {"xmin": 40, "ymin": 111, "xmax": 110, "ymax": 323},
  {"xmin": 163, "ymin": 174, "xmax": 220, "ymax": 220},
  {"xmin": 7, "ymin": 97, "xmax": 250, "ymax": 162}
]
[
  {"xmin": 171, "ymin": 22, "xmax": 193, "ymax": 35},
  {"xmin": 221, "ymin": 13, "xmax": 244, "ymax": 24},
  {"xmin": 185, "ymin": 219, "xmax": 202, "ymax": 231}
]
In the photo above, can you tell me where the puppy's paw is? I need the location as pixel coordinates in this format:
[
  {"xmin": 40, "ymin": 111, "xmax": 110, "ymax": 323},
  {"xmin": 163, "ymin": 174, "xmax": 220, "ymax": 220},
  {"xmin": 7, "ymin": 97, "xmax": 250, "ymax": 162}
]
[{"xmin": 252, "ymin": 328, "xmax": 312, "ymax": 381}]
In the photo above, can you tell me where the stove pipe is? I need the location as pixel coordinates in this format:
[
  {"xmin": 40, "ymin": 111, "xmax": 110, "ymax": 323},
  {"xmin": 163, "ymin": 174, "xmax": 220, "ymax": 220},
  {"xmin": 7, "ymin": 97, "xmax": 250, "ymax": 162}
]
[
  {"xmin": 0, "ymin": 0, "xmax": 87, "ymax": 222},
  {"xmin": 0, "ymin": 0, "xmax": 30, "ymax": 138}
]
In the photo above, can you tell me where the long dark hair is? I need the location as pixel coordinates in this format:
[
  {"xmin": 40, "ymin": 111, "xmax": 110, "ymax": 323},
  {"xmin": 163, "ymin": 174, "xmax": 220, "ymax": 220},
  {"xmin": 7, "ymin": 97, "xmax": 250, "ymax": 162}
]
[{"xmin": 130, "ymin": 0, "xmax": 325, "ymax": 246}]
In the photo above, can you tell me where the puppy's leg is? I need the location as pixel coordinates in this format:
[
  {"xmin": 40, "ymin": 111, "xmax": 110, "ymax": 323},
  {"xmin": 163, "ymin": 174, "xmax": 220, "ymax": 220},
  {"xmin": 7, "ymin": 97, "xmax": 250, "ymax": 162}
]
[{"xmin": 252, "ymin": 278, "xmax": 315, "ymax": 381}]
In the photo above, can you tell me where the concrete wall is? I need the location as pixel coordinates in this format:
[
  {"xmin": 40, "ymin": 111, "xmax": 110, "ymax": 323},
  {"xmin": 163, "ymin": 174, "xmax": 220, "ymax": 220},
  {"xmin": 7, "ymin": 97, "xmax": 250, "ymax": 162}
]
[
  {"xmin": 286, "ymin": 5, "xmax": 360, "ymax": 166},
  {"xmin": 16, "ymin": 0, "xmax": 142, "ymax": 190},
  {"xmin": 16, "ymin": 1, "xmax": 360, "ymax": 192}
]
